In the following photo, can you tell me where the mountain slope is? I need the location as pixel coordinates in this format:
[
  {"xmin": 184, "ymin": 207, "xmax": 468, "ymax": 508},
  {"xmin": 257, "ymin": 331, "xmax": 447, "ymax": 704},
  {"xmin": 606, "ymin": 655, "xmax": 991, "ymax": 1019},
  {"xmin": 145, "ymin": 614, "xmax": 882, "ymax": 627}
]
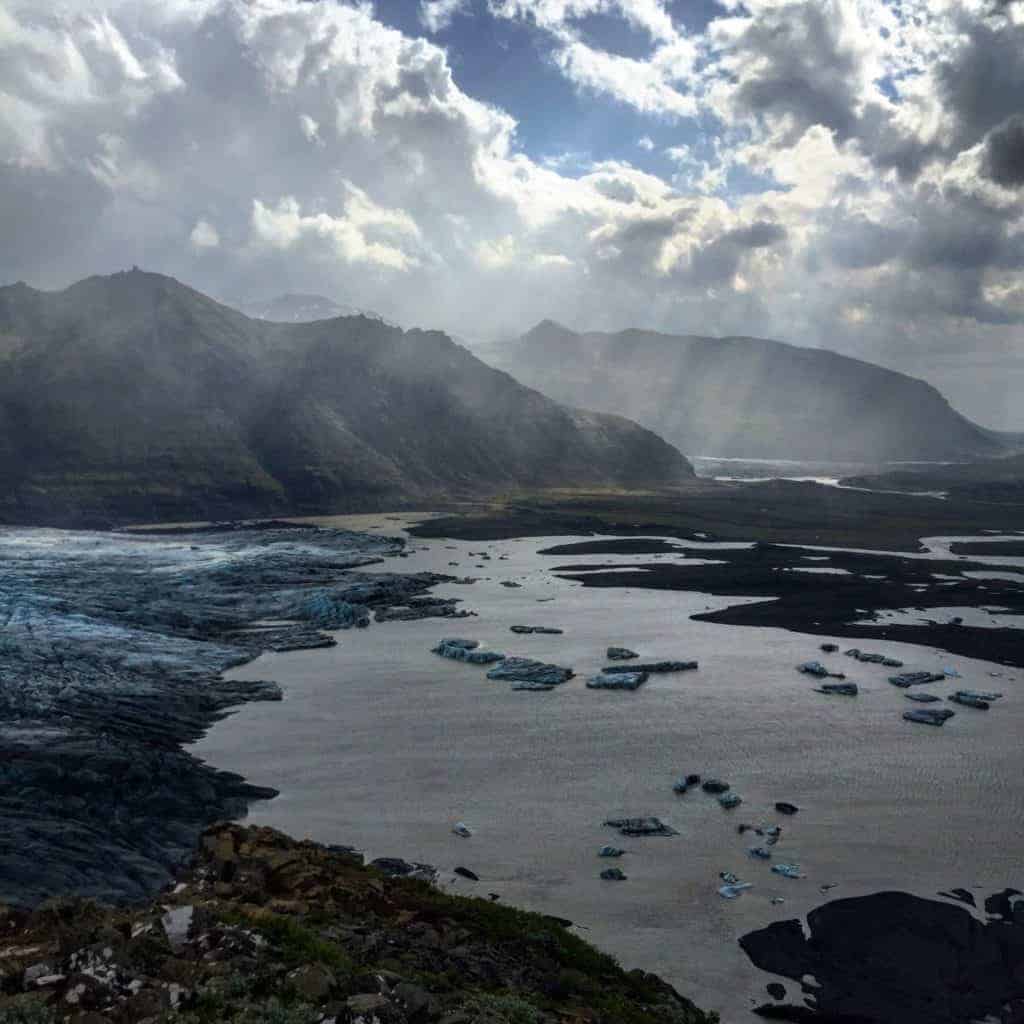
[
  {"xmin": 0, "ymin": 272, "xmax": 692, "ymax": 526},
  {"xmin": 484, "ymin": 321, "xmax": 1005, "ymax": 462}
]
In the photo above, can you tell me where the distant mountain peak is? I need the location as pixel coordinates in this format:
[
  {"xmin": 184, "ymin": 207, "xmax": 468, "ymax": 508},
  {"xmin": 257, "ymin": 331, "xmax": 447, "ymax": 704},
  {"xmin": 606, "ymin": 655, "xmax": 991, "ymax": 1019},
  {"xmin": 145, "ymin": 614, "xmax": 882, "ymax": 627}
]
[
  {"xmin": 524, "ymin": 319, "xmax": 578, "ymax": 341},
  {"xmin": 483, "ymin": 322, "xmax": 1006, "ymax": 463}
]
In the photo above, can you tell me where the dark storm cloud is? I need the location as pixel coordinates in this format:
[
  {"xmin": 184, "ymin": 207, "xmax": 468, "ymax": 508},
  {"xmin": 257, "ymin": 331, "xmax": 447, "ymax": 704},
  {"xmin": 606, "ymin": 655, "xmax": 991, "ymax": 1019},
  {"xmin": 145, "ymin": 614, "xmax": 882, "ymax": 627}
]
[
  {"xmin": 677, "ymin": 221, "xmax": 786, "ymax": 287},
  {"xmin": 934, "ymin": 13, "xmax": 1024, "ymax": 156},
  {"xmin": 824, "ymin": 216, "xmax": 902, "ymax": 270},
  {"xmin": 722, "ymin": 221, "xmax": 787, "ymax": 248},
  {"xmin": 982, "ymin": 114, "xmax": 1024, "ymax": 187},
  {"xmin": 717, "ymin": 2, "xmax": 863, "ymax": 142}
]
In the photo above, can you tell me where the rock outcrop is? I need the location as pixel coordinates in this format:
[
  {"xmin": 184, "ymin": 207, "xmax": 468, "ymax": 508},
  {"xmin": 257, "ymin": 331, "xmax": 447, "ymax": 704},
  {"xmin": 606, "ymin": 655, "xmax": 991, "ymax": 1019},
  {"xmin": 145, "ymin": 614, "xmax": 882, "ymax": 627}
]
[
  {"xmin": 0, "ymin": 822, "xmax": 716, "ymax": 1024},
  {"xmin": 741, "ymin": 890, "xmax": 1024, "ymax": 1023}
]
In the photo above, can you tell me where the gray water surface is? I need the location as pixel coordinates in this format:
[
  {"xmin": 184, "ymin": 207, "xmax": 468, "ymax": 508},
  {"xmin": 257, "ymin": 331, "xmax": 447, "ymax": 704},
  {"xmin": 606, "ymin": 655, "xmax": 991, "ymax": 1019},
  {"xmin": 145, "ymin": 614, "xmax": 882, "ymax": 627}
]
[{"xmin": 192, "ymin": 522, "xmax": 1024, "ymax": 1021}]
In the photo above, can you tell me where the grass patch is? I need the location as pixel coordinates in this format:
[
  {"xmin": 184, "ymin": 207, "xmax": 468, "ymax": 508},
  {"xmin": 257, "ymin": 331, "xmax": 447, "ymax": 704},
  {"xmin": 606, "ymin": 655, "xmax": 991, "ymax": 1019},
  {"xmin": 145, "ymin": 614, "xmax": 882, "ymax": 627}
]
[{"xmin": 219, "ymin": 909, "xmax": 354, "ymax": 977}]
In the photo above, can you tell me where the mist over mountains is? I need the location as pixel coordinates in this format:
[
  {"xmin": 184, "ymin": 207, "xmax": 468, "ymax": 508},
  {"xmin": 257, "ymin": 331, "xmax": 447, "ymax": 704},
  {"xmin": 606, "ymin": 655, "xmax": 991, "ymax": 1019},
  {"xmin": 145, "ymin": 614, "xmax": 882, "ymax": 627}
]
[
  {"xmin": 481, "ymin": 321, "xmax": 1006, "ymax": 463},
  {"xmin": 243, "ymin": 293, "xmax": 390, "ymax": 326},
  {"xmin": 0, "ymin": 271, "xmax": 690, "ymax": 526}
]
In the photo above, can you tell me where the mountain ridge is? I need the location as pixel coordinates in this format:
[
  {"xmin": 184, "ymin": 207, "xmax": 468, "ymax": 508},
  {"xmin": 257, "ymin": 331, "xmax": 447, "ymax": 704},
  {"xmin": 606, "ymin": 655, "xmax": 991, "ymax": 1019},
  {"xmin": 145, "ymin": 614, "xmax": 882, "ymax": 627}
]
[
  {"xmin": 483, "ymin": 320, "xmax": 1005, "ymax": 462},
  {"xmin": 0, "ymin": 271, "xmax": 692, "ymax": 527}
]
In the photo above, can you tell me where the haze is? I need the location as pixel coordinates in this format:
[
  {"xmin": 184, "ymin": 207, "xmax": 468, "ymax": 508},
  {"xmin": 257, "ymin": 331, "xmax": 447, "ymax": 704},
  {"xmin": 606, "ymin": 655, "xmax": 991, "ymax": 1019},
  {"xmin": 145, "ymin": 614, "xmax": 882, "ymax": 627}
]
[{"xmin": 2, "ymin": 0, "xmax": 1023, "ymax": 427}]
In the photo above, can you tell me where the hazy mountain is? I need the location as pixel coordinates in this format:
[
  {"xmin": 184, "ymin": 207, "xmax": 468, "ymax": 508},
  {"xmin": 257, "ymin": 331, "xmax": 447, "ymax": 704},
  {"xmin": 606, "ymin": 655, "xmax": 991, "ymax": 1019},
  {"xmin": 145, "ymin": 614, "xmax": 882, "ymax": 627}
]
[
  {"xmin": 243, "ymin": 292, "xmax": 387, "ymax": 324},
  {"xmin": 483, "ymin": 321, "xmax": 1006, "ymax": 463},
  {"xmin": 841, "ymin": 452, "xmax": 1024, "ymax": 502},
  {"xmin": 0, "ymin": 272, "xmax": 692, "ymax": 526}
]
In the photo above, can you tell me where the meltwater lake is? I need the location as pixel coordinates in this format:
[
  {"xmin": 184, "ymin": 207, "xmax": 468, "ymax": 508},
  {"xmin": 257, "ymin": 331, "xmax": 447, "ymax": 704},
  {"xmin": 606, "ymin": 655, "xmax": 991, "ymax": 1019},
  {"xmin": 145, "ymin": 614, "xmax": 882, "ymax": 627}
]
[{"xmin": 192, "ymin": 517, "xmax": 1024, "ymax": 1021}]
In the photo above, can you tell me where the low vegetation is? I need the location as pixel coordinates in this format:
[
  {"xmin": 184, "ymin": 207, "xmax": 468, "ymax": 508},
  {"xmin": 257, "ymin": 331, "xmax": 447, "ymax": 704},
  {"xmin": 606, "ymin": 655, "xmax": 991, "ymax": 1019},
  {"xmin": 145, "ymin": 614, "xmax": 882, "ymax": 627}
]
[{"xmin": 0, "ymin": 823, "xmax": 717, "ymax": 1024}]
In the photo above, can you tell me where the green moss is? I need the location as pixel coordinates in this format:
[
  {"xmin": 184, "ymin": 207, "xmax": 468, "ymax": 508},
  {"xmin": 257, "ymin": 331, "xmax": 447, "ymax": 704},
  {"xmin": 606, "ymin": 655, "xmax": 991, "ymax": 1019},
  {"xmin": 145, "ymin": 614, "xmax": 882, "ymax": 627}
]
[
  {"xmin": 220, "ymin": 910, "xmax": 354, "ymax": 977},
  {"xmin": 233, "ymin": 999, "xmax": 319, "ymax": 1024},
  {"xmin": 459, "ymin": 992, "xmax": 546, "ymax": 1023},
  {"xmin": 401, "ymin": 883, "xmax": 618, "ymax": 979},
  {"xmin": 0, "ymin": 1001, "xmax": 57, "ymax": 1024}
]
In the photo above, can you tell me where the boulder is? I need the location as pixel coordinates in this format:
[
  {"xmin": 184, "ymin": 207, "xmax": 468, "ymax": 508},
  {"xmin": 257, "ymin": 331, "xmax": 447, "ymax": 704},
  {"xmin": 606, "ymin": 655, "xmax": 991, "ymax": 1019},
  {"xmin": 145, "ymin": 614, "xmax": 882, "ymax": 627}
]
[
  {"xmin": 770, "ymin": 863, "xmax": 803, "ymax": 879},
  {"xmin": 815, "ymin": 682, "xmax": 858, "ymax": 696},
  {"xmin": 889, "ymin": 671, "xmax": 946, "ymax": 688},
  {"xmin": 719, "ymin": 793, "xmax": 742, "ymax": 809},
  {"xmin": 774, "ymin": 802, "xmax": 799, "ymax": 815},
  {"xmin": 702, "ymin": 779, "xmax": 730, "ymax": 794},
  {"xmin": 369, "ymin": 858, "xmax": 438, "ymax": 882},
  {"xmin": 845, "ymin": 649, "xmax": 887, "ymax": 663},
  {"xmin": 288, "ymin": 963, "xmax": 335, "ymax": 1002},
  {"xmin": 600, "ymin": 868, "xmax": 627, "ymax": 881},
  {"xmin": 903, "ymin": 708, "xmax": 956, "ymax": 726},
  {"xmin": 510, "ymin": 625, "xmax": 564, "ymax": 634},
  {"xmin": 603, "ymin": 817, "xmax": 679, "ymax": 837},
  {"xmin": 797, "ymin": 661, "xmax": 831, "ymax": 677},
  {"xmin": 954, "ymin": 689, "xmax": 1003, "ymax": 702},
  {"xmin": 719, "ymin": 882, "xmax": 753, "ymax": 899},
  {"xmin": 949, "ymin": 692, "xmax": 989, "ymax": 709},
  {"xmin": 905, "ymin": 692, "xmax": 942, "ymax": 703},
  {"xmin": 347, "ymin": 994, "xmax": 392, "ymax": 1016},
  {"xmin": 602, "ymin": 660, "xmax": 697, "ymax": 674},
  {"xmin": 606, "ymin": 647, "xmax": 639, "ymax": 660},
  {"xmin": 432, "ymin": 639, "xmax": 505, "ymax": 664},
  {"xmin": 486, "ymin": 657, "xmax": 573, "ymax": 685},
  {"xmin": 160, "ymin": 906, "xmax": 194, "ymax": 952},
  {"xmin": 586, "ymin": 671, "xmax": 648, "ymax": 691}
]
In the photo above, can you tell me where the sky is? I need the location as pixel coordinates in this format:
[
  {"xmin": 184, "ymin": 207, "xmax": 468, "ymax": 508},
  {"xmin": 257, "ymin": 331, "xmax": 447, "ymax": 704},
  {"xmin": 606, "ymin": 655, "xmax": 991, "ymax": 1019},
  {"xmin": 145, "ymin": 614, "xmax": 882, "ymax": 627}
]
[{"xmin": 1, "ymin": 0, "xmax": 1023, "ymax": 428}]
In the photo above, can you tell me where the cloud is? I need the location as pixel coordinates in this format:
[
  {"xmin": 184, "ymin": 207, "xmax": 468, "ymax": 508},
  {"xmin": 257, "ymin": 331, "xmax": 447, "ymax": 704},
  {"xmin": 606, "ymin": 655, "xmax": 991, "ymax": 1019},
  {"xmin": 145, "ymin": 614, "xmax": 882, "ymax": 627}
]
[
  {"xmin": 489, "ymin": 0, "xmax": 676, "ymax": 42},
  {"xmin": 189, "ymin": 219, "xmax": 220, "ymax": 248},
  {"xmin": 552, "ymin": 39, "xmax": 697, "ymax": 116},
  {"xmin": 0, "ymin": 0, "xmax": 1023, "ymax": 425},
  {"xmin": 981, "ymin": 114, "xmax": 1024, "ymax": 187},
  {"xmin": 298, "ymin": 114, "xmax": 321, "ymax": 144},
  {"xmin": 420, "ymin": 0, "xmax": 469, "ymax": 33},
  {"xmin": 251, "ymin": 187, "xmax": 423, "ymax": 271},
  {"xmin": 724, "ymin": 221, "xmax": 787, "ymax": 248},
  {"xmin": 490, "ymin": 0, "xmax": 700, "ymax": 118}
]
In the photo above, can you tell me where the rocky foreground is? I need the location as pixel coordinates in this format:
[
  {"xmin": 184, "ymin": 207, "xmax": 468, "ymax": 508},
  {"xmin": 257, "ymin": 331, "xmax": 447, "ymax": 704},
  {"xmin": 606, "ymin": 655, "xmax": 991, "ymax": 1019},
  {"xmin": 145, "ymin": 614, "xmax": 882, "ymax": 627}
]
[
  {"xmin": 0, "ymin": 523, "xmax": 469, "ymax": 907},
  {"xmin": 0, "ymin": 822, "xmax": 716, "ymax": 1024}
]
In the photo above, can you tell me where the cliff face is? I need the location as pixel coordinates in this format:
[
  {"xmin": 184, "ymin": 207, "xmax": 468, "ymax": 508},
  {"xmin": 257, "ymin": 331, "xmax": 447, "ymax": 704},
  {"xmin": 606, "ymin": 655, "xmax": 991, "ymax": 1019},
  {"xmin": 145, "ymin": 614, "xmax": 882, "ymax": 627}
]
[
  {"xmin": 0, "ymin": 821, "xmax": 717, "ymax": 1024},
  {"xmin": 485, "ymin": 321, "xmax": 1005, "ymax": 462},
  {"xmin": 0, "ymin": 273, "xmax": 692, "ymax": 527}
]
